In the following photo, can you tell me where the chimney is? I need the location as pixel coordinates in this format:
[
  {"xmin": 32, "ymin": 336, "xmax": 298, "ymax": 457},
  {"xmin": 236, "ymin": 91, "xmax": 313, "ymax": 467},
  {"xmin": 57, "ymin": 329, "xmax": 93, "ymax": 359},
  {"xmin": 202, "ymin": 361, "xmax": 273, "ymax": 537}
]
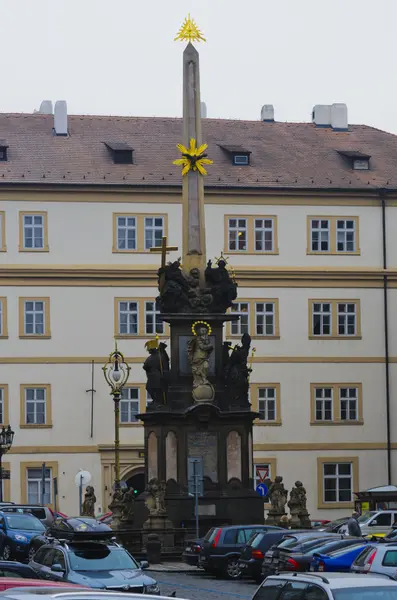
[
  {"xmin": 312, "ymin": 105, "xmax": 331, "ymax": 127},
  {"xmin": 261, "ymin": 105, "xmax": 274, "ymax": 122},
  {"xmin": 54, "ymin": 100, "xmax": 68, "ymax": 136},
  {"xmin": 200, "ymin": 102, "xmax": 207, "ymax": 118},
  {"xmin": 331, "ymin": 103, "xmax": 348, "ymax": 131},
  {"xmin": 39, "ymin": 100, "xmax": 53, "ymax": 115}
]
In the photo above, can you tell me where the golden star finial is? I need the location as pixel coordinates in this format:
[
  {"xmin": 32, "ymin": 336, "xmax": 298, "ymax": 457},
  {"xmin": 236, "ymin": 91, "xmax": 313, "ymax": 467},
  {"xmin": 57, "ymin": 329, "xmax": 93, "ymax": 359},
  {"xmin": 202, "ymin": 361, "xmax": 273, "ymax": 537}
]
[
  {"xmin": 173, "ymin": 138, "xmax": 213, "ymax": 176},
  {"xmin": 174, "ymin": 14, "xmax": 206, "ymax": 43}
]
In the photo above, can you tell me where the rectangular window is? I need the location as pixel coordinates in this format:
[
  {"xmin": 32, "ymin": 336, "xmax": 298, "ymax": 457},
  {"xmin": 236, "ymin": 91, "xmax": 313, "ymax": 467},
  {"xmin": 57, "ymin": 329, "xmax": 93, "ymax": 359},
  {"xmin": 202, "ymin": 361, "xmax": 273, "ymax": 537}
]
[
  {"xmin": 27, "ymin": 467, "xmax": 51, "ymax": 505},
  {"xmin": 310, "ymin": 219, "xmax": 330, "ymax": 252},
  {"xmin": 144, "ymin": 217, "xmax": 164, "ymax": 250},
  {"xmin": 145, "ymin": 300, "xmax": 164, "ymax": 335},
  {"xmin": 323, "ymin": 462, "xmax": 353, "ymax": 503},
  {"xmin": 258, "ymin": 388, "xmax": 277, "ymax": 421},
  {"xmin": 254, "ymin": 218, "xmax": 274, "ymax": 252},
  {"xmin": 228, "ymin": 218, "xmax": 247, "ymax": 251},
  {"xmin": 314, "ymin": 387, "xmax": 333, "ymax": 421},
  {"xmin": 231, "ymin": 302, "xmax": 250, "ymax": 335},
  {"xmin": 337, "ymin": 302, "xmax": 357, "ymax": 336},
  {"xmin": 118, "ymin": 301, "xmax": 138, "ymax": 335},
  {"xmin": 120, "ymin": 388, "xmax": 140, "ymax": 423},
  {"xmin": 308, "ymin": 216, "xmax": 359, "ymax": 254},
  {"xmin": 340, "ymin": 387, "xmax": 358, "ymax": 421},
  {"xmin": 0, "ymin": 212, "xmax": 5, "ymax": 251},
  {"xmin": 25, "ymin": 388, "xmax": 46, "ymax": 425},
  {"xmin": 255, "ymin": 302, "xmax": 275, "ymax": 336},
  {"xmin": 337, "ymin": 219, "xmax": 356, "ymax": 252},
  {"xmin": 117, "ymin": 216, "xmax": 136, "ymax": 250},
  {"xmin": 21, "ymin": 213, "xmax": 47, "ymax": 251},
  {"xmin": 0, "ymin": 298, "xmax": 7, "ymax": 338},
  {"xmin": 24, "ymin": 300, "xmax": 44, "ymax": 335},
  {"xmin": 312, "ymin": 302, "xmax": 332, "ymax": 336}
]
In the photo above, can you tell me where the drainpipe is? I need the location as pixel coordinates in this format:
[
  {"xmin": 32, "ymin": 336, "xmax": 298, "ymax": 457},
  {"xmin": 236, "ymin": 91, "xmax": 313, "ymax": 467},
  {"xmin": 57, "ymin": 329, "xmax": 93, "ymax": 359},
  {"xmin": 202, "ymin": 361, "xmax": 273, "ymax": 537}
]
[{"xmin": 380, "ymin": 188, "xmax": 392, "ymax": 484}]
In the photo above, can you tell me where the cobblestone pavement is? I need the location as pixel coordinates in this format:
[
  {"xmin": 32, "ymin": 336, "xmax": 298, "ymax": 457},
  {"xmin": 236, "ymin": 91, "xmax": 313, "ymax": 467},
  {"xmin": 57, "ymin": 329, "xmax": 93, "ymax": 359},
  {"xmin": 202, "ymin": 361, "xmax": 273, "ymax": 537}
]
[{"xmin": 153, "ymin": 570, "xmax": 259, "ymax": 600}]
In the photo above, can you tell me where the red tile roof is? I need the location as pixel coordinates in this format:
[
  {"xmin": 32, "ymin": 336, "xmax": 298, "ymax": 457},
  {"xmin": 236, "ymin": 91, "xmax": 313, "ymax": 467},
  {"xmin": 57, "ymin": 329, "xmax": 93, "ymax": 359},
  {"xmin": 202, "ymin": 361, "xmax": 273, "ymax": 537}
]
[{"xmin": 0, "ymin": 112, "xmax": 396, "ymax": 190}]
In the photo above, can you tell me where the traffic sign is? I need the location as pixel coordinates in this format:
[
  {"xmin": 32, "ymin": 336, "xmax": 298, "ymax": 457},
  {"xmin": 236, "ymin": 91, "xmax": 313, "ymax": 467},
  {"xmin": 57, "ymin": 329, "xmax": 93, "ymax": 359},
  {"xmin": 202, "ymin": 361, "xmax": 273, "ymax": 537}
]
[
  {"xmin": 188, "ymin": 458, "xmax": 204, "ymax": 497},
  {"xmin": 256, "ymin": 466, "xmax": 269, "ymax": 483},
  {"xmin": 256, "ymin": 483, "xmax": 268, "ymax": 497}
]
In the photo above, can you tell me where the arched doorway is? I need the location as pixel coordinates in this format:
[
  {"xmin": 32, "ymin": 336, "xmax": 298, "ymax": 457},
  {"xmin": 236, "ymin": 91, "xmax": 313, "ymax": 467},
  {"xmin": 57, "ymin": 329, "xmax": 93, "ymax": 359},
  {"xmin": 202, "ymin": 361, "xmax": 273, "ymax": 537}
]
[{"xmin": 122, "ymin": 467, "xmax": 145, "ymax": 497}]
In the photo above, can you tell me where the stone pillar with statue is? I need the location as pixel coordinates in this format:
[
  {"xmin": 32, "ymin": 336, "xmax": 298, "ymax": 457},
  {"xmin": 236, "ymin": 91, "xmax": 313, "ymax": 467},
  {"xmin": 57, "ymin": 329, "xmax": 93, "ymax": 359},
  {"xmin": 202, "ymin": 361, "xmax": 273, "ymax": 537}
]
[{"xmin": 136, "ymin": 15, "xmax": 264, "ymax": 537}]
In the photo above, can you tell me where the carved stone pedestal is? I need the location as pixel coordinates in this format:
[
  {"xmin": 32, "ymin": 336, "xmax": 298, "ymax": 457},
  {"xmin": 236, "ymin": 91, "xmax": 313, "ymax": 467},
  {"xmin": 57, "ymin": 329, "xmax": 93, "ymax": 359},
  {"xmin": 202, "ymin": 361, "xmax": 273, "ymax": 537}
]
[
  {"xmin": 142, "ymin": 515, "xmax": 175, "ymax": 553},
  {"xmin": 266, "ymin": 510, "xmax": 287, "ymax": 527}
]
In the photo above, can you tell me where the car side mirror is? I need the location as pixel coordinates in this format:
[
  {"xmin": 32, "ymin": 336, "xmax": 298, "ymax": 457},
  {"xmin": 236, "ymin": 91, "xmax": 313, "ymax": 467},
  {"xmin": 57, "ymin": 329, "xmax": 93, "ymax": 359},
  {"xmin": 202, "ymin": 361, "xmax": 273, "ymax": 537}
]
[
  {"xmin": 140, "ymin": 561, "xmax": 149, "ymax": 570},
  {"xmin": 52, "ymin": 564, "xmax": 65, "ymax": 573}
]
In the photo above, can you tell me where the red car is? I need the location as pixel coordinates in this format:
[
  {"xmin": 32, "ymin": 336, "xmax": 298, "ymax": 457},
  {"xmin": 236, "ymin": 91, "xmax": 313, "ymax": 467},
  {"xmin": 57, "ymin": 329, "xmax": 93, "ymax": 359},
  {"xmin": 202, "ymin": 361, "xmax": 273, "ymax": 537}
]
[
  {"xmin": 311, "ymin": 520, "xmax": 331, "ymax": 528},
  {"xmin": 0, "ymin": 579, "xmax": 84, "ymax": 592}
]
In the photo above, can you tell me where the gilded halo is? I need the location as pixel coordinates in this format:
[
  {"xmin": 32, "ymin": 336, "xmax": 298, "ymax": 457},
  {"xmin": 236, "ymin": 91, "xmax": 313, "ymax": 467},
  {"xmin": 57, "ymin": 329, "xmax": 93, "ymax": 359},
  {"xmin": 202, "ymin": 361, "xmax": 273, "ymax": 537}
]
[{"xmin": 191, "ymin": 320, "xmax": 212, "ymax": 336}]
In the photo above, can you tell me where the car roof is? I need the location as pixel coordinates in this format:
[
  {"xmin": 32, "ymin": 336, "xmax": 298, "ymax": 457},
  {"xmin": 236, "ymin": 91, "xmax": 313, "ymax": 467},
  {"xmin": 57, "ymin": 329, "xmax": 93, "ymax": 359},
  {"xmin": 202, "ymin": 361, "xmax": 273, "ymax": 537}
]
[
  {"xmin": 0, "ymin": 580, "xmax": 80, "ymax": 587},
  {"xmin": 0, "ymin": 511, "xmax": 41, "ymax": 518},
  {"xmin": 217, "ymin": 524, "xmax": 269, "ymax": 530},
  {"xmin": 268, "ymin": 572, "xmax": 397, "ymax": 589},
  {"xmin": 0, "ymin": 594, "xmax": 182, "ymax": 600}
]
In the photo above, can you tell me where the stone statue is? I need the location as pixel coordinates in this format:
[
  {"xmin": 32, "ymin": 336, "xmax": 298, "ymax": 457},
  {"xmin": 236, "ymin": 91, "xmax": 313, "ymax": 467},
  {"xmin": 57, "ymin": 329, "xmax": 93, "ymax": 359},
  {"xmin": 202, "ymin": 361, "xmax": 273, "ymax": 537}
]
[
  {"xmin": 289, "ymin": 480, "xmax": 311, "ymax": 528},
  {"xmin": 268, "ymin": 476, "xmax": 288, "ymax": 514},
  {"xmin": 143, "ymin": 342, "xmax": 170, "ymax": 407},
  {"xmin": 205, "ymin": 259, "xmax": 237, "ymax": 313},
  {"xmin": 157, "ymin": 259, "xmax": 191, "ymax": 313},
  {"xmin": 81, "ymin": 486, "xmax": 96, "ymax": 517},
  {"xmin": 224, "ymin": 333, "xmax": 252, "ymax": 407},
  {"xmin": 187, "ymin": 323, "xmax": 215, "ymax": 402},
  {"xmin": 120, "ymin": 487, "xmax": 135, "ymax": 522},
  {"xmin": 145, "ymin": 478, "xmax": 167, "ymax": 515}
]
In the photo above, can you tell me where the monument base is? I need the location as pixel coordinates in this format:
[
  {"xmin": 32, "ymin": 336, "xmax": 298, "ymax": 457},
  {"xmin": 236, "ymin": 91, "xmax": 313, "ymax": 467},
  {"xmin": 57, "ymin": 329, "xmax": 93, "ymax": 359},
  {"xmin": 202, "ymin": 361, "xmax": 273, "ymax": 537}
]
[
  {"xmin": 142, "ymin": 515, "xmax": 175, "ymax": 552},
  {"xmin": 266, "ymin": 510, "xmax": 287, "ymax": 527}
]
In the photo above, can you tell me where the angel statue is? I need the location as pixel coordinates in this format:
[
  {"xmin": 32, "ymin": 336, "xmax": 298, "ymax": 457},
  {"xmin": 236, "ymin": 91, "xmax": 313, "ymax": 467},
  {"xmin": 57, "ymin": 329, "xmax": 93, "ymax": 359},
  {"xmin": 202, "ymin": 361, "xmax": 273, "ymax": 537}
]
[{"xmin": 187, "ymin": 322, "xmax": 214, "ymax": 403}]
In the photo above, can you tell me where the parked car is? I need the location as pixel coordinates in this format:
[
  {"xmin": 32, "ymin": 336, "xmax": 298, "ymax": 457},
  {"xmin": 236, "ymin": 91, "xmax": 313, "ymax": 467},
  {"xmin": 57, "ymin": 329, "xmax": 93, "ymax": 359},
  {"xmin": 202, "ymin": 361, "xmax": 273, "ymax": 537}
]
[
  {"xmin": 262, "ymin": 533, "xmax": 343, "ymax": 575},
  {"xmin": 0, "ymin": 579, "xmax": 84, "ymax": 593},
  {"xmin": 238, "ymin": 529, "xmax": 307, "ymax": 582},
  {"xmin": 356, "ymin": 510, "xmax": 397, "ymax": 536},
  {"xmin": 0, "ymin": 506, "xmax": 55, "ymax": 528},
  {"xmin": 199, "ymin": 524, "xmax": 280, "ymax": 579},
  {"xmin": 275, "ymin": 537, "xmax": 366, "ymax": 573},
  {"xmin": 0, "ymin": 562, "xmax": 40, "ymax": 579},
  {"xmin": 316, "ymin": 517, "xmax": 350, "ymax": 532},
  {"xmin": 0, "ymin": 591, "xmax": 183, "ymax": 600},
  {"xmin": 0, "ymin": 512, "xmax": 47, "ymax": 561},
  {"xmin": 311, "ymin": 520, "xmax": 331, "ymax": 528},
  {"xmin": 250, "ymin": 572, "xmax": 397, "ymax": 600},
  {"xmin": 97, "ymin": 512, "xmax": 112, "ymax": 525},
  {"xmin": 350, "ymin": 542, "xmax": 397, "ymax": 577},
  {"xmin": 311, "ymin": 541, "xmax": 369, "ymax": 572},
  {"xmin": 182, "ymin": 538, "xmax": 203, "ymax": 566},
  {"xmin": 29, "ymin": 540, "xmax": 159, "ymax": 594}
]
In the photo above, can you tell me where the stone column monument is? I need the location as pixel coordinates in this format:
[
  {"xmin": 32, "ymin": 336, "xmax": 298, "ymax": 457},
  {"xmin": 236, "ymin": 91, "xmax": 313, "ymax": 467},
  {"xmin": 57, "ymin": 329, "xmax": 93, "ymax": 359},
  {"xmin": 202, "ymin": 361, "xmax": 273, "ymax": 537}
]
[{"xmin": 137, "ymin": 15, "xmax": 264, "ymax": 537}]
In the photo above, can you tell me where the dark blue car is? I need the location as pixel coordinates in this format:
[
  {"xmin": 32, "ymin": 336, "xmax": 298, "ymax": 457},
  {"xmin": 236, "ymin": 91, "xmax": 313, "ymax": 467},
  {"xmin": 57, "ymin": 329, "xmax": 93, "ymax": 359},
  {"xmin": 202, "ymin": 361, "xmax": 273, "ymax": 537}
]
[
  {"xmin": 0, "ymin": 511, "xmax": 46, "ymax": 561},
  {"xmin": 311, "ymin": 541, "xmax": 368, "ymax": 572}
]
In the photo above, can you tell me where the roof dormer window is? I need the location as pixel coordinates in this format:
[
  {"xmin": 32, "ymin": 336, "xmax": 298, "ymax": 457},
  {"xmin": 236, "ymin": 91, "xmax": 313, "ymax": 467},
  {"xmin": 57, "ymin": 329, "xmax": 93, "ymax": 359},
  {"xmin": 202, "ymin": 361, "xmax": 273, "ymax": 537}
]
[
  {"xmin": 104, "ymin": 142, "xmax": 134, "ymax": 165},
  {"xmin": 218, "ymin": 144, "xmax": 251, "ymax": 166},
  {"xmin": 0, "ymin": 141, "xmax": 9, "ymax": 162},
  {"xmin": 337, "ymin": 150, "xmax": 370, "ymax": 171}
]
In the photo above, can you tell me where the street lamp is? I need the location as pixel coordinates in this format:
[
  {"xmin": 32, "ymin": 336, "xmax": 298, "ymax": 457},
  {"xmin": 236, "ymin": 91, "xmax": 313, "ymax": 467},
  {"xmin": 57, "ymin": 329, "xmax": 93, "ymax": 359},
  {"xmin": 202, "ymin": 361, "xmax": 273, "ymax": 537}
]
[
  {"xmin": 102, "ymin": 342, "xmax": 130, "ymax": 492},
  {"xmin": 0, "ymin": 425, "xmax": 14, "ymax": 502}
]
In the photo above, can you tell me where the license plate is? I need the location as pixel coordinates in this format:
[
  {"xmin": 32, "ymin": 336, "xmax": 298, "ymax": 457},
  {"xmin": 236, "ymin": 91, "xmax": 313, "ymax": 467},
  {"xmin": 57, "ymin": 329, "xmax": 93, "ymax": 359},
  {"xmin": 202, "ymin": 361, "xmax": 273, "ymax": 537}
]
[{"xmin": 264, "ymin": 558, "xmax": 272, "ymax": 564}]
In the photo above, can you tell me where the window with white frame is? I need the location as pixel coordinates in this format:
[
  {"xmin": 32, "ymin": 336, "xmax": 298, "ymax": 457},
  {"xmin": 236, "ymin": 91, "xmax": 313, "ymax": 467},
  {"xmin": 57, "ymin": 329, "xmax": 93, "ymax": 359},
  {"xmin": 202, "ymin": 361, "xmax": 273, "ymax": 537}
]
[
  {"xmin": 337, "ymin": 303, "xmax": 357, "ymax": 336},
  {"xmin": 254, "ymin": 218, "xmax": 274, "ymax": 252},
  {"xmin": 336, "ymin": 219, "xmax": 356, "ymax": 252},
  {"xmin": 0, "ymin": 388, "xmax": 3, "ymax": 424},
  {"xmin": 340, "ymin": 387, "xmax": 358, "ymax": 421},
  {"xmin": 120, "ymin": 388, "xmax": 140, "ymax": 423},
  {"xmin": 312, "ymin": 302, "xmax": 332, "ymax": 336},
  {"xmin": 258, "ymin": 388, "xmax": 277, "ymax": 421},
  {"xmin": 145, "ymin": 300, "xmax": 164, "ymax": 335},
  {"xmin": 323, "ymin": 462, "xmax": 353, "ymax": 503},
  {"xmin": 144, "ymin": 217, "xmax": 164, "ymax": 250},
  {"xmin": 25, "ymin": 388, "xmax": 46, "ymax": 425},
  {"xmin": 231, "ymin": 302, "xmax": 250, "ymax": 335},
  {"xmin": 228, "ymin": 218, "xmax": 247, "ymax": 251},
  {"xmin": 117, "ymin": 216, "xmax": 136, "ymax": 250},
  {"xmin": 118, "ymin": 301, "xmax": 138, "ymax": 335},
  {"xmin": 23, "ymin": 214, "xmax": 45, "ymax": 250},
  {"xmin": 27, "ymin": 467, "xmax": 51, "ymax": 505},
  {"xmin": 24, "ymin": 300, "xmax": 45, "ymax": 335},
  {"xmin": 310, "ymin": 219, "xmax": 330, "ymax": 252},
  {"xmin": 314, "ymin": 387, "xmax": 333, "ymax": 421},
  {"xmin": 255, "ymin": 302, "xmax": 275, "ymax": 336}
]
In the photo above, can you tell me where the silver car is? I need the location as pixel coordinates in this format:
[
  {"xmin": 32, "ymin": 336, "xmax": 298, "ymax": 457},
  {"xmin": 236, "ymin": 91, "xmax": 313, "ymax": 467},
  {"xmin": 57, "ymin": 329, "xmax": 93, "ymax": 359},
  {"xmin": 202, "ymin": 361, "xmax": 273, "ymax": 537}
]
[{"xmin": 351, "ymin": 543, "xmax": 397, "ymax": 577}]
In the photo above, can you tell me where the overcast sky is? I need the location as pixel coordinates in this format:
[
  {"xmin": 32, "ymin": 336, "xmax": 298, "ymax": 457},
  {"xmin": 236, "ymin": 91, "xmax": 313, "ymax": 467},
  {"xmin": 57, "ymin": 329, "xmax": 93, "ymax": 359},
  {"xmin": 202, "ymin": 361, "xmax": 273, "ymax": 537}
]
[{"xmin": 1, "ymin": 0, "xmax": 395, "ymax": 132}]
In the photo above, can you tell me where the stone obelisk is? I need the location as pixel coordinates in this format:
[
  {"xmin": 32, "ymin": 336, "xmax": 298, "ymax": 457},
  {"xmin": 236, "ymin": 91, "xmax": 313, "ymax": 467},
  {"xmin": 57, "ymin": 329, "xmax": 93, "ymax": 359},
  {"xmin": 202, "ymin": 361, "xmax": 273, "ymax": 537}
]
[{"xmin": 182, "ymin": 43, "xmax": 206, "ymax": 278}]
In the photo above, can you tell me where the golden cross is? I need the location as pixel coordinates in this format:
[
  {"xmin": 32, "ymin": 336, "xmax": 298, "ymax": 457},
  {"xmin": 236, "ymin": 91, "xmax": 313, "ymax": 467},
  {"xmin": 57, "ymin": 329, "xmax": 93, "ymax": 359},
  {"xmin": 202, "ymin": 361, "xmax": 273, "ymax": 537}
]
[{"xmin": 150, "ymin": 236, "xmax": 179, "ymax": 268}]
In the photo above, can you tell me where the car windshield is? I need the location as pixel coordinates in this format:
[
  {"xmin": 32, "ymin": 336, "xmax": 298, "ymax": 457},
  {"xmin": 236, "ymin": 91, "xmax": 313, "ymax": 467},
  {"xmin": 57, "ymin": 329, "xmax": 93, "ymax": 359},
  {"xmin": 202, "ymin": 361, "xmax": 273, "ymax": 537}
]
[
  {"xmin": 327, "ymin": 544, "xmax": 365, "ymax": 557},
  {"xmin": 68, "ymin": 546, "xmax": 138, "ymax": 571},
  {"xmin": 5, "ymin": 515, "xmax": 45, "ymax": 531},
  {"xmin": 276, "ymin": 536, "xmax": 299, "ymax": 549},
  {"xmin": 251, "ymin": 533, "xmax": 265, "ymax": 549},
  {"xmin": 333, "ymin": 586, "xmax": 397, "ymax": 600},
  {"xmin": 358, "ymin": 511, "xmax": 377, "ymax": 523}
]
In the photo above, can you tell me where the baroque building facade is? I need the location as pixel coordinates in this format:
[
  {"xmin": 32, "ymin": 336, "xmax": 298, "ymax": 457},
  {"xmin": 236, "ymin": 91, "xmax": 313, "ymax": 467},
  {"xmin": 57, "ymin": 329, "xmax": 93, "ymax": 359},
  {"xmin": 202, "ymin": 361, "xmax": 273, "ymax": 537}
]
[{"xmin": 0, "ymin": 102, "xmax": 397, "ymax": 518}]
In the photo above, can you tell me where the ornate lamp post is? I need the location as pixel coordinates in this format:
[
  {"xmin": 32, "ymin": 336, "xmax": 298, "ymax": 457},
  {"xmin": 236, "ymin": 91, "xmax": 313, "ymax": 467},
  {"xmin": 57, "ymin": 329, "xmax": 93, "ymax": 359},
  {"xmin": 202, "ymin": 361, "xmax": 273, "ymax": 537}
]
[
  {"xmin": 0, "ymin": 425, "xmax": 14, "ymax": 502},
  {"xmin": 102, "ymin": 343, "xmax": 130, "ymax": 497}
]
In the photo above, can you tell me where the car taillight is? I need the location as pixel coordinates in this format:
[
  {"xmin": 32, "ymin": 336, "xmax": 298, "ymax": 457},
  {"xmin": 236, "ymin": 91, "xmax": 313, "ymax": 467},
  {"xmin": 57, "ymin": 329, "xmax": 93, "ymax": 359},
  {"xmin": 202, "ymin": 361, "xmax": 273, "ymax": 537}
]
[
  {"xmin": 364, "ymin": 549, "xmax": 377, "ymax": 570},
  {"xmin": 318, "ymin": 561, "xmax": 325, "ymax": 572},
  {"xmin": 252, "ymin": 550, "xmax": 264, "ymax": 560},
  {"xmin": 286, "ymin": 557, "xmax": 300, "ymax": 570},
  {"xmin": 211, "ymin": 529, "xmax": 222, "ymax": 548},
  {"xmin": 194, "ymin": 545, "xmax": 201, "ymax": 553}
]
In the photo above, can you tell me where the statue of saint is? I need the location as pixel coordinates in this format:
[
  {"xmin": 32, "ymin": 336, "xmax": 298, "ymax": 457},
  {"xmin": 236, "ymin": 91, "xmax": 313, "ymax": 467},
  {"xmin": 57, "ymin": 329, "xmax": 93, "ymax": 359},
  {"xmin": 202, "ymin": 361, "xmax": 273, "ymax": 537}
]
[
  {"xmin": 224, "ymin": 333, "xmax": 252, "ymax": 406},
  {"xmin": 268, "ymin": 476, "xmax": 288, "ymax": 514},
  {"xmin": 81, "ymin": 486, "xmax": 96, "ymax": 517},
  {"xmin": 205, "ymin": 258, "xmax": 237, "ymax": 312},
  {"xmin": 143, "ymin": 341, "xmax": 170, "ymax": 407},
  {"xmin": 145, "ymin": 479, "xmax": 167, "ymax": 515},
  {"xmin": 187, "ymin": 323, "xmax": 214, "ymax": 401}
]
